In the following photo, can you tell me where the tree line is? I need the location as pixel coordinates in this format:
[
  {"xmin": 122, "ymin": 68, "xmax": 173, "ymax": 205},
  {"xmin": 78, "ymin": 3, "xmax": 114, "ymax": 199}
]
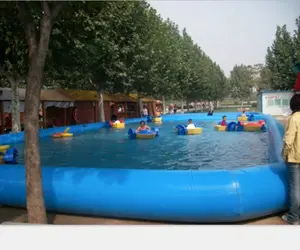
[
  {"xmin": 1, "ymin": 1, "xmax": 228, "ymax": 127},
  {"xmin": 0, "ymin": 1, "xmax": 227, "ymax": 223}
]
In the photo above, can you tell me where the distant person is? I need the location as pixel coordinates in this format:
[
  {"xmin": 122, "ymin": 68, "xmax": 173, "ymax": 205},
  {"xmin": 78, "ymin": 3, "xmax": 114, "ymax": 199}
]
[
  {"xmin": 241, "ymin": 110, "xmax": 247, "ymax": 117},
  {"xmin": 71, "ymin": 107, "xmax": 79, "ymax": 125},
  {"xmin": 174, "ymin": 104, "xmax": 177, "ymax": 114},
  {"xmin": 136, "ymin": 121, "xmax": 150, "ymax": 133},
  {"xmin": 202, "ymin": 102, "xmax": 205, "ymax": 112},
  {"xmin": 281, "ymin": 94, "xmax": 300, "ymax": 225},
  {"xmin": 209, "ymin": 101, "xmax": 214, "ymax": 112},
  {"xmin": 186, "ymin": 119, "xmax": 196, "ymax": 129},
  {"xmin": 38, "ymin": 108, "xmax": 43, "ymax": 121},
  {"xmin": 220, "ymin": 116, "xmax": 227, "ymax": 126},
  {"xmin": 4, "ymin": 116, "xmax": 12, "ymax": 133},
  {"xmin": 207, "ymin": 110, "xmax": 214, "ymax": 116},
  {"xmin": 141, "ymin": 106, "xmax": 148, "ymax": 117},
  {"xmin": 111, "ymin": 114, "xmax": 118, "ymax": 122},
  {"xmin": 52, "ymin": 117, "xmax": 58, "ymax": 127}
]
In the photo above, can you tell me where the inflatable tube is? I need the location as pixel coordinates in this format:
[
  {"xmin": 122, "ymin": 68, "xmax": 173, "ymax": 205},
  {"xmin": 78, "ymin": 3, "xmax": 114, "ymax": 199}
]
[
  {"xmin": 226, "ymin": 122, "xmax": 237, "ymax": 132},
  {"xmin": 186, "ymin": 127, "xmax": 202, "ymax": 135},
  {"xmin": 214, "ymin": 125, "xmax": 226, "ymax": 131},
  {"xmin": 0, "ymin": 112, "xmax": 289, "ymax": 223},
  {"xmin": 112, "ymin": 123, "xmax": 125, "ymax": 129},
  {"xmin": 0, "ymin": 162, "xmax": 287, "ymax": 223},
  {"xmin": 52, "ymin": 127, "xmax": 73, "ymax": 138},
  {"xmin": 238, "ymin": 116, "xmax": 248, "ymax": 121},
  {"xmin": 128, "ymin": 128, "xmax": 159, "ymax": 139},
  {"xmin": 175, "ymin": 125, "xmax": 202, "ymax": 135},
  {"xmin": 244, "ymin": 120, "xmax": 266, "ymax": 132},
  {"xmin": 52, "ymin": 133, "xmax": 73, "ymax": 138},
  {"xmin": 237, "ymin": 114, "xmax": 255, "ymax": 122},
  {"xmin": 0, "ymin": 146, "xmax": 18, "ymax": 164},
  {"xmin": 152, "ymin": 117, "xmax": 162, "ymax": 123},
  {"xmin": 248, "ymin": 114, "xmax": 255, "ymax": 121},
  {"xmin": 175, "ymin": 125, "xmax": 187, "ymax": 135}
]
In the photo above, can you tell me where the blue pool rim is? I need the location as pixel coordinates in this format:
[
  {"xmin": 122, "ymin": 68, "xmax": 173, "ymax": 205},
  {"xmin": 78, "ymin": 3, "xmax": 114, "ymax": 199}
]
[{"xmin": 0, "ymin": 112, "xmax": 288, "ymax": 223}]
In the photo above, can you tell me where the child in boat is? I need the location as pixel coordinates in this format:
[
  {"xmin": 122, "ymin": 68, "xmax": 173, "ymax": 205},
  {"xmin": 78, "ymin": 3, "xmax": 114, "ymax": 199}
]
[
  {"xmin": 220, "ymin": 116, "xmax": 227, "ymax": 126},
  {"xmin": 186, "ymin": 119, "xmax": 196, "ymax": 129},
  {"xmin": 241, "ymin": 110, "xmax": 247, "ymax": 117},
  {"xmin": 281, "ymin": 94, "xmax": 300, "ymax": 225},
  {"xmin": 136, "ymin": 121, "xmax": 150, "ymax": 133},
  {"xmin": 111, "ymin": 114, "xmax": 123, "ymax": 124}
]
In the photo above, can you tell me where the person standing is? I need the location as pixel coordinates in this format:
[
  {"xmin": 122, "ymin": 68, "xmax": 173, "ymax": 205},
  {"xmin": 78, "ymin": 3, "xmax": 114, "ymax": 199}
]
[
  {"xmin": 209, "ymin": 101, "xmax": 214, "ymax": 113},
  {"xmin": 174, "ymin": 104, "xmax": 177, "ymax": 114},
  {"xmin": 141, "ymin": 105, "xmax": 148, "ymax": 117},
  {"xmin": 281, "ymin": 94, "xmax": 300, "ymax": 225},
  {"xmin": 71, "ymin": 107, "xmax": 79, "ymax": 125}
]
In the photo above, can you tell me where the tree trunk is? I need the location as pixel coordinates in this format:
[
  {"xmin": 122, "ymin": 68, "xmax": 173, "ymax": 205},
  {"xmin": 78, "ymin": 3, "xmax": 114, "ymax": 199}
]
[
  {"xmin": 25, "ymin": 61, "xmax": 47, "ymax": 224},
  {"xmin": 98, "ymin": 90, "xmax": 105, "ymax": 122},
  {"xmin": 17, "ymin": 1, "xmax": 65, "ymax": 224},
  {"xmin": 162, "ymin": 95, "xmax": 166, "ymax": 114},
  {"xmin": 181, "ymin": 99, "xmax": 184, "ymax": 113},
  {"xmin": 8, "ymin": 75, "xmax": 21, "ymax": 132},
  {"xmin": 138, "ymin": 96, "xmax": 143, "ymax": 117}
]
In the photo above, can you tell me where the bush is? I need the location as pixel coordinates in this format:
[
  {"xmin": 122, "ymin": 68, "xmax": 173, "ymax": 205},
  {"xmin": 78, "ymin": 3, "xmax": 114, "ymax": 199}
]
[{"xmin": 251, "ymin": 103, "xmax": 257, "ymax": 107}]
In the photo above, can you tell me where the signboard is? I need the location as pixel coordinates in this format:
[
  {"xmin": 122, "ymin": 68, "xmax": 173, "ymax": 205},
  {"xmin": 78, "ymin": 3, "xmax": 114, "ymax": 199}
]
[{"xmin": 261, "ymin": 91, "xmax": 294, "ymax": 116}]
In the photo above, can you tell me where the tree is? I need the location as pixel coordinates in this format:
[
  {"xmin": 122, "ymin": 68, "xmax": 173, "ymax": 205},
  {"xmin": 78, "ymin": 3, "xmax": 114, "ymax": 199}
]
[
  {"xmin": 249, "ymin": 64, "xmax": 272, "ymax": 93},
  {"xmin": 229, "ymin": 64, "xmax": 254, "ymax": 103},
  {"xmin": 265, "ymin": 25, "xmax": 296, "ymax": 90},
  {"xmin": 16, "ymin": 1, "xmax": 65, "ymax": 224},
  {"xmin": 293, "ymin": 17, "xmax": 300, "ymax": 62},
  {"xmin": 0, "ymin": 2, "xmax": 27, "ymax": 132}
]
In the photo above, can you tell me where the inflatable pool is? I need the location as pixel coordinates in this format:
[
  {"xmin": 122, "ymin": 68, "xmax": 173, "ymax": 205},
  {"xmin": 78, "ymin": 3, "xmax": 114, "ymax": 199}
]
[{"xmin": 0, "ymin": 112, "xmax": 288, "ymax": 223}]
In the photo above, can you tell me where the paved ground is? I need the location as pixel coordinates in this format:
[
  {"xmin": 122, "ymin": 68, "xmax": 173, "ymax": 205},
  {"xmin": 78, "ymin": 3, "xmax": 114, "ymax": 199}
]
[{"xmin": 0, "ymin": 116, "xmax": 290, "ymax": 225}]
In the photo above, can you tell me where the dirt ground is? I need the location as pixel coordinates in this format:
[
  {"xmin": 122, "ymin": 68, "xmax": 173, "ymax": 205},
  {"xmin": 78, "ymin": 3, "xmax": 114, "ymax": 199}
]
[
  {"xmin": 0, "ymin": 206, "xmax": 287, "ymax": 225},
  {"xmin": 0, "ymin": 116, "xmax": 290, "ymax": 225}
]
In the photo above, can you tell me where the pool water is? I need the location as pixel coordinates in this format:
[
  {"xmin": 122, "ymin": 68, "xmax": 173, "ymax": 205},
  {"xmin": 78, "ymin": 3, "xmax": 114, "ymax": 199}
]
[{"xmin": 13, "ymin": 121, "xmax": 269, "ymax": 170}]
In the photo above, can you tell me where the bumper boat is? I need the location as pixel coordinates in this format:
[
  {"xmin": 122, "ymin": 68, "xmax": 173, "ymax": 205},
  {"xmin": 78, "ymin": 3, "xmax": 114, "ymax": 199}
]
[
  {"xmin": 107, "ymin": 120, "xmax": 125, "ymax": 129},
  {"xmin": 128, "ymin": 128, "xmax": 159, "ymax": 139},
  {"xmin": 224, "ymin": 120, "xmax": 266, "ymax": 132},
  {"xmin": 243, "ymin": 120, "xmax": 266, "ymax": 132},
  {"xmin": 175, "ymin": 125, "xmax": 202, "ymax": 135},
  {"xmin": 214, "ymin": 125, "xmax": 227, "ymax": 132},
  {"xmin": 237, "ymin": 114, "xmax": 255, "ymax": 122},
  {"xmin": 0, "ymin": 145, "xmax": 18, "ymax": 164},
  {"xmin": 52, "ymin": 127, "xmax": 73, "ymax": 138},
  {"xmin": 147, "ymin": 116, "xmax": 162, "ymax": 123}
]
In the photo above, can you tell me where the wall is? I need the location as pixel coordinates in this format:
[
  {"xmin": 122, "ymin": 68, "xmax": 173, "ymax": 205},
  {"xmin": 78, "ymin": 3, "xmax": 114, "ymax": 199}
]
[
  {"xmin": 75, "ymin": 101, "xmax": 96, "ymax": 124},
  {"xmin": 261, "ymin": 91, "xmax": 294, "ymax": 116}
]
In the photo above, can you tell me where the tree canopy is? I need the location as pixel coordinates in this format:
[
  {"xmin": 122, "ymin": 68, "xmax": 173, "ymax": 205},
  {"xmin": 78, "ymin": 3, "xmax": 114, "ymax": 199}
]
[
  {"xmin": 1, "ymin": 1, "xmax": 227, "ymax": 102},
  {"xmin": 265, "ymin": 16, "xmax": 300, "ymax": 90}
]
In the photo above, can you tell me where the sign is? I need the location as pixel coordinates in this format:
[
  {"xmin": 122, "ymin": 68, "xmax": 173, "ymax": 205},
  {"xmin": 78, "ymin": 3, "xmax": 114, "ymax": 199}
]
[
  {"xmin": 261, "ymin": 91, "xmax": 294, "ymax": 116},
  {"xmin": 264, "ymin": 95, "xmax": 280, "ymax": 100}
]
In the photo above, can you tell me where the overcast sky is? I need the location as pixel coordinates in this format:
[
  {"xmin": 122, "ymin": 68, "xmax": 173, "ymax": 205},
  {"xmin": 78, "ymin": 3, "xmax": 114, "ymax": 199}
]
[{"xmin": 149, "ymin": 0, "xmax": 300, "ymax": 76}]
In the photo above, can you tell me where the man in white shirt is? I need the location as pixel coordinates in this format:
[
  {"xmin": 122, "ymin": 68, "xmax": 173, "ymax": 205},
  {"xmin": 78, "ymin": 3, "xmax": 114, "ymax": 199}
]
[
  {"xmin": 186, "ymin": 119, "xmax": 196, "ymax": 129},
  {"xmin": 142, "ymin": 106, "xmax": 148, "ymax": 117}
]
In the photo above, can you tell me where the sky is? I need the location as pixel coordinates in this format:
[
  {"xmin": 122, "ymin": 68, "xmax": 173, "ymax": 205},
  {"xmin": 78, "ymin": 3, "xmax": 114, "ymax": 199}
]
[{"xmin": 149, "ymin": 0, "xmax": 300, "ymax": 76}]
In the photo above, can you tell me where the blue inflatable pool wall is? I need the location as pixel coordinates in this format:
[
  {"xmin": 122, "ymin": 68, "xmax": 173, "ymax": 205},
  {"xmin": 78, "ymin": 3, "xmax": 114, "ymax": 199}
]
[{"xmin": 0, "ymin": 112, "xmax": 288, "ymax": 223}]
